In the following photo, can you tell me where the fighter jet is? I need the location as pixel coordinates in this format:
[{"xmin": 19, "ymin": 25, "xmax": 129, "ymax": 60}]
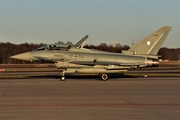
[{"xmin": 11, "ymin": 26, "xmax": 172, "ymax": 81}]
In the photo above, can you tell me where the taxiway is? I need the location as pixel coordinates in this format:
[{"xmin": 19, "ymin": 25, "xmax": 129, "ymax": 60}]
[{"xmin": 0, "ymin": 77, "xmax": 180, "ymax": 120}]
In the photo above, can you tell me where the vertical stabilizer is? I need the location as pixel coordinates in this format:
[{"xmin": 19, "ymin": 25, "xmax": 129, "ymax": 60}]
[{"xmin": 129, "ymin": 26, "xmax": 171, "ymax": 55}]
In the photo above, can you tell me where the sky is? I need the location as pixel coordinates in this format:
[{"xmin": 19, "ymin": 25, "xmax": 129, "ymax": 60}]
[{"xmin": 0, "ymin": 0, "xmax": 180, "ymax": 48}]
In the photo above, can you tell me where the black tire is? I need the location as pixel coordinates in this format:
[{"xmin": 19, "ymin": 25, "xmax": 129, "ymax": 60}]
[{"xmin": 101, "ymin": 74, "xmax": 108, "ymax": 81}]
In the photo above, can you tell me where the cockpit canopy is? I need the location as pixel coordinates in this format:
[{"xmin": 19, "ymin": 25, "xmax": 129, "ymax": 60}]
[{"xmin": 35, "ymin": 44, "xmax": 71, "ymax": 51}]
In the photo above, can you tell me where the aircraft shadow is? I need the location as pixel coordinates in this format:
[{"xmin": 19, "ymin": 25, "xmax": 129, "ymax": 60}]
[{"xmin": 29, "ymin": 73, "xmax": 136, "ymax": 80}]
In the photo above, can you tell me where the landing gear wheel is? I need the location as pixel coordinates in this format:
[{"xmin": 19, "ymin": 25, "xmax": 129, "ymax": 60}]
[
  {"xmin": 61, "ymin": 76, "xmax": 66, "ymax": 81},
  {"xmin": 60, "ymin": 70, "xmax": 65, "ymax": 81},
  {"xmin": 101, "ymin": 74, "xmax": 108, "ymax": 81}
]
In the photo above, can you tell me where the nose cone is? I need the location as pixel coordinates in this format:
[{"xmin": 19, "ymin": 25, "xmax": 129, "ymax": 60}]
[{"xmin": 11, "ymin": 52, "xmax": 30, "ymax": 61}]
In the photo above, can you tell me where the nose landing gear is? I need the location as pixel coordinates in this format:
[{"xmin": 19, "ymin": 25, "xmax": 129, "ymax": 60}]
[
  {"xmin": 61, "ymin": 76, "xmax": 66, "ymax": 81},
  {"xmin": 61, "ymin": 70, "xmax": 66, "ymax": 81}
]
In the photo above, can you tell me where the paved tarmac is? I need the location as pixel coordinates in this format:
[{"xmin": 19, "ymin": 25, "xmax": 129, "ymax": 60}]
[
  {"xmin": 0, "ymin": 77, "xmax": 180, "ymax": 120},
  {"xmin": 1, "ymin": 69, "xmax": 180, "ymax": 75}
]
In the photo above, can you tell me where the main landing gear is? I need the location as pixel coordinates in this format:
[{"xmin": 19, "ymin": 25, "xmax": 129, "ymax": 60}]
[{"xmin": 101, "ymin": 74, "xmax": 108, "ymax": 81}]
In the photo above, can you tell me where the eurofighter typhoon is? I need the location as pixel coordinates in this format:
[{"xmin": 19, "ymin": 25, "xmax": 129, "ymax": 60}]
[{"xmin": 11, "ymin": 26, "xmax": 172, "ymax": 81}]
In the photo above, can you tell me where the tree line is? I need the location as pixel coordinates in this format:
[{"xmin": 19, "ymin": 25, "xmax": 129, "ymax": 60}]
[{"xmin": 0, "ymin": 42, "xmax": 179, "ymax": 64}]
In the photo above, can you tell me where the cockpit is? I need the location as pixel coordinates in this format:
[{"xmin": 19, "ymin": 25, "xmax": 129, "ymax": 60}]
[{"xmin": 34, "ymin": 44, "xmax": 71, "ymax": 51}]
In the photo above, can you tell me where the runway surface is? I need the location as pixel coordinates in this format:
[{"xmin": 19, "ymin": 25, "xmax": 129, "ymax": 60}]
[{"xmin": 0, "ymin": 77, "xmax": 180, "ymax": 120}]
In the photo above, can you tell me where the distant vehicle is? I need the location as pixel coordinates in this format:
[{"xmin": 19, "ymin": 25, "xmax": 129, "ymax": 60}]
[{"xmin": 11, "ymin": 26, "xmax": 172, "ymax": 81}]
